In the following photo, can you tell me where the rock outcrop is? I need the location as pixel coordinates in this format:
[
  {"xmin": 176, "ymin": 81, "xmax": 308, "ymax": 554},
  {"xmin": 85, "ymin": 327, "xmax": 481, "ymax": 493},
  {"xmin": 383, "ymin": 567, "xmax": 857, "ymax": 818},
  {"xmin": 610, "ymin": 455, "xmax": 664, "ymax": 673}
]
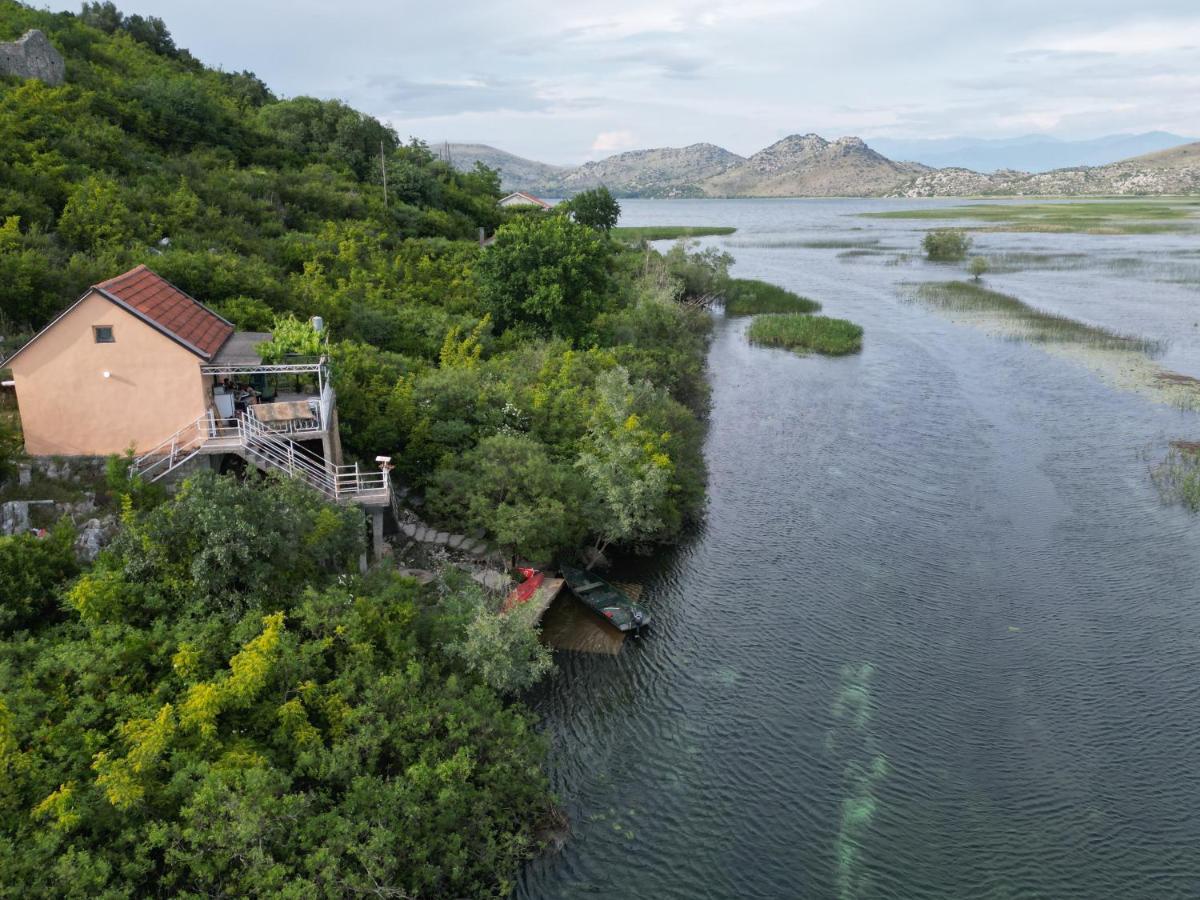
[
  {"xmin": 0, "ymin": 30, "xmax": 65, "ymax": 85},
  {"xmin": 702, "ymin": 133, "xmax": 929, "ymax": 197}
]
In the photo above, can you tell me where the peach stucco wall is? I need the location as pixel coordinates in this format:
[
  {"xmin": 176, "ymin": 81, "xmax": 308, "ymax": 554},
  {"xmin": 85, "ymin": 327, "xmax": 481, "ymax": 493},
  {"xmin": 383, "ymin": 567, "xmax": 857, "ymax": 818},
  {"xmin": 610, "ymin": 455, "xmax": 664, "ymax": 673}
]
[{"xmin": 9, "ymin": 291, "xmax": 211, "ymax": 455}]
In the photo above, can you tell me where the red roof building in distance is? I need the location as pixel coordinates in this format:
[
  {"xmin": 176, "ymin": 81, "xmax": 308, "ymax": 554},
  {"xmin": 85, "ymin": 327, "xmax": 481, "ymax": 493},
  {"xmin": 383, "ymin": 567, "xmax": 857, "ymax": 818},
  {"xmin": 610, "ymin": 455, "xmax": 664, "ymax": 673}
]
[
  {"xmin": 498, "ymin": 191, "xmax": 552, "ymax": 209},
  {"xmin": 93, "ymin": 265, "xmax": 234, "ymax": 359}
]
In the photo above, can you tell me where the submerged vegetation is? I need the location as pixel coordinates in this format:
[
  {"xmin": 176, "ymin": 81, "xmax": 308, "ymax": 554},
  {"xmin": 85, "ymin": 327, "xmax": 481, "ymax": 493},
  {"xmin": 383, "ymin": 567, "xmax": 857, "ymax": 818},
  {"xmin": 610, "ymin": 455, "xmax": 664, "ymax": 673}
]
[
  {"xmin": 911, "ymin": 281, "xmax": 1162, "ymax": 353},
  {"xmin": 1153, "ymin": 443, "xmax": 1200, "ymax": 510},
  {"xmin": 748, "ymin": 314, "xmax": 864, "ymax": 356},
  {"xmin": 865, "ymin": 200, "xmax": 1200, "ymax": 234},
  {"xmin": 611, "ymin": 224, "xmax": 736, "ymax": 241},
  {"xmin": 723, "ymin": 279, "xmax": 821, "ymax": 316}
]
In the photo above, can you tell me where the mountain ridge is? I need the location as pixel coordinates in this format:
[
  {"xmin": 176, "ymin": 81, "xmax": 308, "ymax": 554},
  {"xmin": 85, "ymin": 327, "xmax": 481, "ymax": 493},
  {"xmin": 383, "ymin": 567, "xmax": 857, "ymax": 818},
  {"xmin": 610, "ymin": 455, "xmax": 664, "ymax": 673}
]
[{"xmin": 446, "ymin": 136, "xmax": 1200, "ymax": 198}]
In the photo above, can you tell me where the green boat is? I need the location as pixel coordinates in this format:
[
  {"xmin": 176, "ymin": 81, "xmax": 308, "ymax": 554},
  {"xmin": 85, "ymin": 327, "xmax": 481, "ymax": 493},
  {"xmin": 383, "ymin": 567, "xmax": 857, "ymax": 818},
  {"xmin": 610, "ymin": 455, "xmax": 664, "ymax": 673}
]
[{"xmin": 560, "ymin": 566, "xmax": 652, "ymax": 634}]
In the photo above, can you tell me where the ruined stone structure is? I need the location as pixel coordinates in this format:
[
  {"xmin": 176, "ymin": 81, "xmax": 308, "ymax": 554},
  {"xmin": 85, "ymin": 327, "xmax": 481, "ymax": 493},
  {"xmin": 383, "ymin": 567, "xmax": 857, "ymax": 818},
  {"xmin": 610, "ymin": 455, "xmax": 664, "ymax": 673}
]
[{"xmin": 0, "ymin": 30, "xmax": 65, "ymax": 86}]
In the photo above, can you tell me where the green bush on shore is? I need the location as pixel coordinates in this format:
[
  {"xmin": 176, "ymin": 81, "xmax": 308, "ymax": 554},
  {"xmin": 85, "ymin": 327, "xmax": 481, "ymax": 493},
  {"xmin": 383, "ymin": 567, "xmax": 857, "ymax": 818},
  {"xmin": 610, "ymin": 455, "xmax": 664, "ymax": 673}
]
[
  {"xmin": 747, "ymin": 314, "xmax": 863, "ymax": 356},
  {"xmin": 723, "ymin": 279, "xmax": 821, "ymax": 316}
]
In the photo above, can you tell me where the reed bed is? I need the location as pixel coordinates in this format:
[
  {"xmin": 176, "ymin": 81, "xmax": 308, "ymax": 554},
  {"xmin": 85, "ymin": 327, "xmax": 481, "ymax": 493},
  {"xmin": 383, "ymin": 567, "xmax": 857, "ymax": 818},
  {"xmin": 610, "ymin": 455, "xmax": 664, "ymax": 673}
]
[
  {"xmin": 747, "ymin": 314, "xmax": 863, "ymax": 356},
  {"xmin": 912, "ymin": 281, "xmax": 1162, "ymax": 353},
  {"xmin": 723, "ymin": 279, "xmax": 821, "ymax": 316}
]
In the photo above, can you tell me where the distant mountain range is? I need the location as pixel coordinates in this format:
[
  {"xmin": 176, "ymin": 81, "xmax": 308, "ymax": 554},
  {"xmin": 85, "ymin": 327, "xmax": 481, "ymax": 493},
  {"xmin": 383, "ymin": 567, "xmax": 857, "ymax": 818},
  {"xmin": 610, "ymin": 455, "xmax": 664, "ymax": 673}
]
[
  {"xmin": 445, "ymin": 135, "xmax": 1200, "ymax": 198},
  {"xmin": 867, "ymin": 132, "xmax": 1197, "ymax": 174}
]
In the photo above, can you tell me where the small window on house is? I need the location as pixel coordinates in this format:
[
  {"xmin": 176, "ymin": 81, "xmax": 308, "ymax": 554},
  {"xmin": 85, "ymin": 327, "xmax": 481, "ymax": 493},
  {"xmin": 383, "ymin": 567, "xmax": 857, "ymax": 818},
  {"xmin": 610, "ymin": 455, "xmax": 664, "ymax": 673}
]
[{"xmin": 94, "ymin": 326, "xmax": 114, "ymax": 343}]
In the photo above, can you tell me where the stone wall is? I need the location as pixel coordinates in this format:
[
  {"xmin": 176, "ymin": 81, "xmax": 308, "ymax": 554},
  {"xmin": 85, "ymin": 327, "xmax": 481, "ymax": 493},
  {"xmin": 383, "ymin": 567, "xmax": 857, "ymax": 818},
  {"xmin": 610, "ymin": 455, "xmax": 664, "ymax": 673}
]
[{"xmin": 0, "ymin": 30, "xmax": 65, "ymax": 86}]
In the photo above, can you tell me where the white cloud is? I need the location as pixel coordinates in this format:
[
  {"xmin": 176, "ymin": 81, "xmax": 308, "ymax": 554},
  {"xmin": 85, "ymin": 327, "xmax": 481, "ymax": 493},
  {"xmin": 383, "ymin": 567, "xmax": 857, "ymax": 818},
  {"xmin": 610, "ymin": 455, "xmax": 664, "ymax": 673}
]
[
  {"xmin": 591, "ymin": 130, "xmax": 638, "ymax": 152},
  {"xmin": 1026, "ymin": 18, "xmax": 1200, "ymax": 55}
]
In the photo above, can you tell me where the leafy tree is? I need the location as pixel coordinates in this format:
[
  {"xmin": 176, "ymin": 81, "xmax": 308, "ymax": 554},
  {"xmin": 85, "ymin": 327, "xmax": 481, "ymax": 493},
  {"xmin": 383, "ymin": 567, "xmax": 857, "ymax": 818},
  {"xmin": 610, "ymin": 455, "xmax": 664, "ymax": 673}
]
[
  {"xmin": 564, "ymin": 186, "xmax": 621, "ymax": 231},
  {"xmin": 664, "ymin": 240, "xmax": 733, "ymax": 297},
  {"xmin": 438, "ymin": 573, "xmax": 555, "ymax": 694},
  {"xmin": 211, "ymin": 295, "xmax": 275, "ymax": 331},
  {"xmin": 257, "ymin": 96, "xmax": 398, "ymax": 180},
  {"xmin": 576, "ymin": 367, "xmax": 674, "ymax": 559},
  {"xmin": 922, "ymin": 228, "xmax": 972, "ymax": 261},
  {"xmin": 429, "ymin": 432, "xmax": 587, "ymax": 561},
  {"xmin": 0, "ymin": 523, "xmax": 77, "ymax": 634},
  {"xmin": 0, "ymin": 216, "xmax": 64, "ymax": 329},
  {"xmin": 476, "ymin": 214, "xmax": 614, "ymax": 341},
  {"xmin": 256, "ymin": 313, "xmax": 324, "ymax": 363},
  {"xmin": 969, "ymin": 255, "xmax": 990, "ymax": 280},
  {"xmin": 57, "ymin": 176, "xmax": 142, "ymax": 253}
]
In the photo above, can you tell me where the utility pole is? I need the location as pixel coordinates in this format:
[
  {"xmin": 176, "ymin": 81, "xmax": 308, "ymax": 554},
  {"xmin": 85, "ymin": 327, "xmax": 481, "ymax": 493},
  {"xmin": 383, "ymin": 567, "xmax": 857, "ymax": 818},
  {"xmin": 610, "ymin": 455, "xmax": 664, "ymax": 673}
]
[{"xmin": 380, "ymin": 139, "xmax": 388, "ymax": 209}]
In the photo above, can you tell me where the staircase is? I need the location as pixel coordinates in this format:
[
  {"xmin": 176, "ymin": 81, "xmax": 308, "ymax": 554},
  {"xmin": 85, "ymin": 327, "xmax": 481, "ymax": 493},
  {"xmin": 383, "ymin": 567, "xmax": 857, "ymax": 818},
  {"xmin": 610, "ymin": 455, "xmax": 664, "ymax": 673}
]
[{"xmin": 130, "ymin": 412, "xmax": 389, "ymax": 506}]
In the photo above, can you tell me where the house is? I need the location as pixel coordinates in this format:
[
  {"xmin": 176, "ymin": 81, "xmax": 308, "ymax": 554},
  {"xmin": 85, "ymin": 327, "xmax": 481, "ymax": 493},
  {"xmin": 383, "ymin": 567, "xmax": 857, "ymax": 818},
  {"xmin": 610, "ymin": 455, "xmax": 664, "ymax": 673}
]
[
  {"xmin": 3, "ymin": 266, "xmax": 391, "ymax": 530},
  {"xmin": 498, "ymin": 191, "xmax": 552, "ymax": 210}
]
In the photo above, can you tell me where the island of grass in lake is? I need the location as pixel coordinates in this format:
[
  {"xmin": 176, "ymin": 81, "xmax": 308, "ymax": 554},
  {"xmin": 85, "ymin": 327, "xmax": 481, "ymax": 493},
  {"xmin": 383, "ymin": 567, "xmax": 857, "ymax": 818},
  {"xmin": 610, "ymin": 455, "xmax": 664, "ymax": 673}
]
[
  {"xmin": 747, "ymin": 314, "xmax": 863, "ymax": 356},
  {"xmin": 724, "ymin": 279, "xmax": 821, "ymax": 316}
]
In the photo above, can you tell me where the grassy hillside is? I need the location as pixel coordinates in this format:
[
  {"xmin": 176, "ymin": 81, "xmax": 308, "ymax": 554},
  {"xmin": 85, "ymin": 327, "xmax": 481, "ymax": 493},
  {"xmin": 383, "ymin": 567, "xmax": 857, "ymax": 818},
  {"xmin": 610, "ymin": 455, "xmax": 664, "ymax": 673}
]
[{"xmin": 0, "ymin": 0, "xmax": 504, "ymax": 346}]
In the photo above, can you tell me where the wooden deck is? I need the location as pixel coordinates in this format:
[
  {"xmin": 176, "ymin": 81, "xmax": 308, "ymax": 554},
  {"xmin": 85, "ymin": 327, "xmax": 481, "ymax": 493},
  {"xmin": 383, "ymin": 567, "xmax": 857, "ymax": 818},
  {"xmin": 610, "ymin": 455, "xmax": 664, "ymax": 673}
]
[{"xmin": 502, "ymin": 576, "xmax": 565, "ymax": 620}]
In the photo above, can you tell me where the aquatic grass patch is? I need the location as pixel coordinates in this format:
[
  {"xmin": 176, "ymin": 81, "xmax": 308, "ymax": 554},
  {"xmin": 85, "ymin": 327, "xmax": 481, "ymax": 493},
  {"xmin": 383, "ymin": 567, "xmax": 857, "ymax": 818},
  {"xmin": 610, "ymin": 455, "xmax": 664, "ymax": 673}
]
[
  {"xmin": 611, "ymin": 225, "xmax": 736, "ymax": 241},
  {"xmin": 863, "ymin": 200, "xmax": 1199, "ymax": 234},
  {"xmin": 723, "ymin": 279, "xmax": 821, "ymax": 316},
  {"xmin": 725, "ymin": 237, "xmax": 891, "ymax": 250},
  {"xmin": 828, "ymin": 663, "xmax": 887, "ymax": 900},
  {"xmin": 977, "ymin": 251, "xmax": 1091, "ymax": 273},
  {"xmin": 1152, "ymin": 442, "xmax": 1200, "ymax": 510},
  {"xmin": 747, "ymin": 314, "xmax": 863, "ymax": 355},
  {"xmin": 910, "ymin": 281, "xmax": 1162, "ymax": 353}
]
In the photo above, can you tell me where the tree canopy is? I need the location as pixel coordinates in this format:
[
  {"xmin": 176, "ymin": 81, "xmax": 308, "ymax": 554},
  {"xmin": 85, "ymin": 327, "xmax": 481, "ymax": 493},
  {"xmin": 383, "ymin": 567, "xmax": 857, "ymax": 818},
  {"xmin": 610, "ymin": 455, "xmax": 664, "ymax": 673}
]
[
  {"xmin": 0, "ymin": 473, "xmax": 552, "ymax": 897},
  {"xmin": 563, "ymin": 186, "xmax": 621, "ymax": 232}
]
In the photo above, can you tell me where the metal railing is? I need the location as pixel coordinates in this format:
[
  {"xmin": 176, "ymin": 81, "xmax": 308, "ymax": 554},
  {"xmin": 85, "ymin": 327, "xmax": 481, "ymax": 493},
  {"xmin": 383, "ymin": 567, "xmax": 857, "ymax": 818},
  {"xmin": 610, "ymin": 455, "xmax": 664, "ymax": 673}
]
[{"xmin": 131, "ymin": 410, "xmax": 388, "ymax": 504}]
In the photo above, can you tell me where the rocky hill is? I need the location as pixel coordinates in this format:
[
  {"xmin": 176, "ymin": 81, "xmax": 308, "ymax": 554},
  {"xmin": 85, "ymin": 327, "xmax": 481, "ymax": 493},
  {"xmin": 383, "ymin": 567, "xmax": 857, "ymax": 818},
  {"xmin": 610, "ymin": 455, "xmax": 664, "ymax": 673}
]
[
  {"xmin": 702, "ymin": 134, "xmax": 929, "ymax": 197},
  {"xmin": 446, "ymin": 137, "xmax": 1200, "ymax": 199},
  {"xmin": 560, "ymin": 143, "xmax": 745, "ymax": 198},
  {"xmin": 889, "ymin": 142, "xmax": 1200, "ymax": 197},
  {"xmin": 445, "ymin": 143, "xmax": 569, "ymax": 195}
]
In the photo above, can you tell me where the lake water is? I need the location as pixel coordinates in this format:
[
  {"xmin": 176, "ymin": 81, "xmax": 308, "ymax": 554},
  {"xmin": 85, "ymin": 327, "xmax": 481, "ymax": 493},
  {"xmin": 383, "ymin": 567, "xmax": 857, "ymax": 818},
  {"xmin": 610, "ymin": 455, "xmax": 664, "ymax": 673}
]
[{"xmin": 518, "ymin": 199, "xmax": 1200, "ymax": 899}]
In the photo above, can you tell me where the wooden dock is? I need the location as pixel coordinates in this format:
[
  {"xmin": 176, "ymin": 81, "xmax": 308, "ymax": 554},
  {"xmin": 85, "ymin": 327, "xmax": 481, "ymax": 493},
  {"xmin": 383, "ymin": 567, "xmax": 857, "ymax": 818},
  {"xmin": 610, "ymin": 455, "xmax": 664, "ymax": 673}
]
[{"xmin": 502, "ymin": 575, "xmax": 564, "ymax": 620}]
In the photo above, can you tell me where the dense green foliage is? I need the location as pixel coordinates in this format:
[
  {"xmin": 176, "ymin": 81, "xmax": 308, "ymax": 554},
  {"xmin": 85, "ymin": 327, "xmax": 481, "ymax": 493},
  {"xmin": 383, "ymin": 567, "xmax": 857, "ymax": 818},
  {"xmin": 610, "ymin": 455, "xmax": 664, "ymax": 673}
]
[
  {"xmin": 0, "ymin": 474, "xmax": 553, "ymax": 897},
  {"xmin": 922, "ymin": 228, "xmax": 972, "ymax": 261},
  {"xmin": 748, "ymin": 314, "xmax": 864, "ymax": 356},
  {"xmin": 0, "ymin": 410, "xmax": 19, "ymax": 482},
  {"xmin": 723, "ymin": 278, "xmax": 821, "ymax": 316},
  {"xmin": 0, "ymin": 2, "xmax": 714, "ymax": 563},
  {"xmin": 476, "ymin": 214, "xmax": 614, "ymax": 340},
  {"xmin": 968, "ymin": 256, "xmax": 990, "ymax": 280},
  {"xmin": 562, "ymin": 186, "xmax": 620, "ymax": 232}
]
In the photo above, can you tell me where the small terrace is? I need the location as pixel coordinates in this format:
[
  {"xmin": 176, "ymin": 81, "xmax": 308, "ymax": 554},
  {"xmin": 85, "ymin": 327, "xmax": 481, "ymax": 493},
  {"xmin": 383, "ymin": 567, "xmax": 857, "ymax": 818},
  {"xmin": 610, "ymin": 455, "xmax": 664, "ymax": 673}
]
[{"xmin": 201, "ymin": 332, "xmax": 334, "ymax": 440}]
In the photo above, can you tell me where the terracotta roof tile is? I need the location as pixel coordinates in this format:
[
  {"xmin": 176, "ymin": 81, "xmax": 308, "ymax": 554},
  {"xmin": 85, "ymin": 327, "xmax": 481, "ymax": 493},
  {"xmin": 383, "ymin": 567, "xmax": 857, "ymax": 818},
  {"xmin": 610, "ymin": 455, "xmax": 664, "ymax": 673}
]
[{"xmin": 94, "ymin": 265, "xmax": 233, "ymax": 359}]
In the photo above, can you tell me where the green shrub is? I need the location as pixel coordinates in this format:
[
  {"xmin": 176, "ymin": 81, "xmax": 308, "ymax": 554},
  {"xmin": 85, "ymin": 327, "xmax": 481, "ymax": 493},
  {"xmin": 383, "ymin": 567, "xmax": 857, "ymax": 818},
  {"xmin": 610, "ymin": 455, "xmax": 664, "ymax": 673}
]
[
  {"xmin": 747, "ymin": 314, "xmax": 863, "ymax": 356},
  {"xmin": 968, "ymin": 256, "xmax": 990, "ymax": 280},
  {"xmin": 922, "ymin": 228, "xmax": 972, "ymax": 261}
]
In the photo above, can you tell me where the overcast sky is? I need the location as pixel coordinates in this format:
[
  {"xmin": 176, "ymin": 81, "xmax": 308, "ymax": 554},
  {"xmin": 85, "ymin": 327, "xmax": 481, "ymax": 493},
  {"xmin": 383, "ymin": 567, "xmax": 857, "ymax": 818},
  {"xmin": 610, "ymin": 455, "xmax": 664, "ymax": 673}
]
[{"xmin": 81, "ymin": 0, "xmax": 1200, "ymax": 164}]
